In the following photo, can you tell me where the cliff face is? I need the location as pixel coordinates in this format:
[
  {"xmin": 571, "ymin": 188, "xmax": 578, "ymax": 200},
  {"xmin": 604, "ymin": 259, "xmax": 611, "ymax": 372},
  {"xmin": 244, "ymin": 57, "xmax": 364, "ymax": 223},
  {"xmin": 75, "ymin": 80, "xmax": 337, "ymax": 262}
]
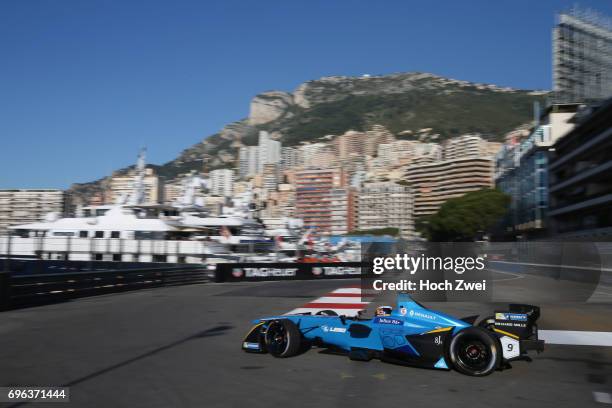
[
  {"xmin": 249, "ymin": 91, "xmax": 294, "ymax": 125},
  {"xmin": 69, "ymin": 71, "xmax": 548, "ymax": 202}
]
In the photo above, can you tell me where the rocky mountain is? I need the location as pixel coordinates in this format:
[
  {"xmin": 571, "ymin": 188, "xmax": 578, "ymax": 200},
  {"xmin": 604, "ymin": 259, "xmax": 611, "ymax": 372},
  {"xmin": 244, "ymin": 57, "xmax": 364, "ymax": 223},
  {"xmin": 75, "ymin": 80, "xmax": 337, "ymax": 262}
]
[{"xmin": 69, "ymin": 71, "xmax": 548, "ymax": 202}]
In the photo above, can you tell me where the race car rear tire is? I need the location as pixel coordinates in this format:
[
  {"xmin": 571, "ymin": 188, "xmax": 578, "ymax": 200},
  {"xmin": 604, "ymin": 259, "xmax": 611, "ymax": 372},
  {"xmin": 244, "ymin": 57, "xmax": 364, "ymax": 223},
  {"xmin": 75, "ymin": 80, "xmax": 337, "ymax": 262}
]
[
  {"xmin": 264, "ymin": 319, "xmax": 302, "ymax": 358},
  {"xmin": 448, "ymin": 327, "xmax": 501, "ymax": 376}
]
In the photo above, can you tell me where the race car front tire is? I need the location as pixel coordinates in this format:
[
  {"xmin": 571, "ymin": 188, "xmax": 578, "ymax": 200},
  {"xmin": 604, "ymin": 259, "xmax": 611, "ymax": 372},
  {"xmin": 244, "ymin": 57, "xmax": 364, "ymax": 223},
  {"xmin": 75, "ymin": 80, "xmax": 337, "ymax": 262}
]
[
  {"xmin": 448, "ymin": 327, "xmax": 501, "ymax": 376},
  {"xmin": 264, "ymin": 319, "xmax": 302, "ymax": 358}
]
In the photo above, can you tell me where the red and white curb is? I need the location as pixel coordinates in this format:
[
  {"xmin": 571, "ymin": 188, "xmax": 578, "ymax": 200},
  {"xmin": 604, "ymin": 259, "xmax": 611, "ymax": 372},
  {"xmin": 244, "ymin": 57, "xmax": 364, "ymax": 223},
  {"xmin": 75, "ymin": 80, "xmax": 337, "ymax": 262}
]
[{"xmin": 286, "ymin": 286, "xmax": 372, "ymax": 317}]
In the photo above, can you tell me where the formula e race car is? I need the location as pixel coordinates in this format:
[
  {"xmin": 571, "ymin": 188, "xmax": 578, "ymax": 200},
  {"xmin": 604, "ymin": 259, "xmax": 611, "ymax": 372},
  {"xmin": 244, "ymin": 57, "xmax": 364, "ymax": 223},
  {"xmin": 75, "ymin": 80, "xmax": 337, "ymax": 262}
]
[{"xmin": 242, "ymin": 293, "xmax": 544, "ymax": 376}]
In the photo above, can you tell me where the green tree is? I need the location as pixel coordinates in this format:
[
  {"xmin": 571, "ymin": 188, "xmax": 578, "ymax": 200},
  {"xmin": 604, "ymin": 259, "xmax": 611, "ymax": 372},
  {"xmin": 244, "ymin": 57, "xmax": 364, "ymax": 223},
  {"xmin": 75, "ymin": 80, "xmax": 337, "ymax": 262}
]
[{"xmin": 418, "ymin": 189, "xmax": 510, "ymax": 241}]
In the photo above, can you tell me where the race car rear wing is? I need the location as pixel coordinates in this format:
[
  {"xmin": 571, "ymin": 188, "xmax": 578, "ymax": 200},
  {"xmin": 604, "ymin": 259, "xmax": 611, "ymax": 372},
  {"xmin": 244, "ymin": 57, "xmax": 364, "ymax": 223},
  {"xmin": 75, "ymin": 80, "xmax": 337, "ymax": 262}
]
[{"xmin": 493, "ymin": 304, "xmax": 544, "ymax": 361}]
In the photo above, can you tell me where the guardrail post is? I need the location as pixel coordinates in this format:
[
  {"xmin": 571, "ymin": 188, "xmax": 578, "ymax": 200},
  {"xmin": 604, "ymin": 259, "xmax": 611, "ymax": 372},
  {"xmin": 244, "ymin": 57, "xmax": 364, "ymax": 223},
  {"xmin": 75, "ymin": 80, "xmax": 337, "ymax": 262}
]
[{"xmin": 0, "ymin": 271, "xmax": 10, "ymax": 311}]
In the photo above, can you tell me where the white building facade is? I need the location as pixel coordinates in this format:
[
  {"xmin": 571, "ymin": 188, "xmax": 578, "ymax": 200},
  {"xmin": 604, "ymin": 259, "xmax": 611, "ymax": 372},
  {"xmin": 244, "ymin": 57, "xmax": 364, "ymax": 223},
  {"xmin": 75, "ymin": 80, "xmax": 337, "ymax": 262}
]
[
  {"xmin": 209, "ymin": 169, "xmax": 235, "ymax": 197},
  {"xmin": 0, "ymin": 189, "xmax": 66, "ymax": 231},
  {"xmin": 357, "ymin": 182, "xmax": 414, "ymax": 239}
]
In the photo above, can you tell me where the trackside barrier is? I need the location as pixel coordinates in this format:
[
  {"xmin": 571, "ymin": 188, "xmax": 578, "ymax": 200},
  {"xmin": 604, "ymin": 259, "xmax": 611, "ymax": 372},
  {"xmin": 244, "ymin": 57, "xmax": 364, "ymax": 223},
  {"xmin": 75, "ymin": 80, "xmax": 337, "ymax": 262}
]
[
  {"xmin": 0, "ymin": 264, "xmax": 209, "ymax": 311},
  {"xmin": 214, "ymin": 262, "xmax": 367, "ymax": 282}
]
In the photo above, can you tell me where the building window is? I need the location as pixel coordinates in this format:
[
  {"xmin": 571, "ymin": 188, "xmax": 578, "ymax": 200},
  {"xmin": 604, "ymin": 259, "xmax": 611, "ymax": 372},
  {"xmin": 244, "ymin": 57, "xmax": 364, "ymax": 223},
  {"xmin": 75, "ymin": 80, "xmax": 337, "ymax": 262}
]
[
  {"xmin": 112, "ymin": 254, "xmax": 121, "ymax": 262},
  {"xmin": 110, "ymin": 231, "xmax": 120, "ymax": 239},
  {"xmin": 52, "ymin": 232, "xmax": 75, "ymax": 237},
  {"xmin": 94, "ymin": 231, "xmax": 104, "ymax": 238},
  {"xmin": 152, "ymin": 255, "xmax": 167, "ymax": 263},
  {"xmin": 79, "ymin": 231, "xmax": 88, "ymax": 238},
  {"xmin": 94, "ymin": 253, "xmax": 103, "ymax": 261}
]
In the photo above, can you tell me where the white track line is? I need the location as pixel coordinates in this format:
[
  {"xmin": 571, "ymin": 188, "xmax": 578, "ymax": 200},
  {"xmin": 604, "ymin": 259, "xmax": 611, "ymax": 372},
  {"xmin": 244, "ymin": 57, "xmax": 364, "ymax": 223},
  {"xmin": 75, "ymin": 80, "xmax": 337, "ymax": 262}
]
[
  {"xmin": 593, "ymin": 392, "xmax": 612, "ymax": 404},
  {"xmin": 539, "ymin": 330, "xmax": 612, "ymax": 346},
  {"xmin": 330, "ymin": 287, "xmax": 363, "ymax": 294}
]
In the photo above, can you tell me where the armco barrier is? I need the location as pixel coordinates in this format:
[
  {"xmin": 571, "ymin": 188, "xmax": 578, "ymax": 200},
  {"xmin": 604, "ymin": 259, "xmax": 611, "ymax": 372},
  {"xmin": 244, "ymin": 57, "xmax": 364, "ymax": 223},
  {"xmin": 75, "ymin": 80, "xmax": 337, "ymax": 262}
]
[
  {"xmin": 214, "ymin": 262, "xmax": 367, "ymax": 282},
  {"xmin": 0, "ymin": 264, "xmax": 209, "ymax": 311}
]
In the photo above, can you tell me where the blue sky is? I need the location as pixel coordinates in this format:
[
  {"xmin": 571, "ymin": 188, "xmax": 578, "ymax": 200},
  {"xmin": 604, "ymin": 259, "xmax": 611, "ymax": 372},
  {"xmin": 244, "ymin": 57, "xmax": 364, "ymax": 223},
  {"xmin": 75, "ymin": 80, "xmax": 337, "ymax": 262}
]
[{"xmin": 2, "ymin": 0, "xmax": 612, "ymax": 189}]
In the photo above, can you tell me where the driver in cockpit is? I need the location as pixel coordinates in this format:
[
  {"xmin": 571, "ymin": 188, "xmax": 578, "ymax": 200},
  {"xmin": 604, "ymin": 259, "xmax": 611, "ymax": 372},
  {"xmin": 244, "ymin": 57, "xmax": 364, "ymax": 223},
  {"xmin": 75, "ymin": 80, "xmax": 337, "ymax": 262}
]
[{"xmin": 375, "ymin": 305, "xmax": 393, "ymax": 317}]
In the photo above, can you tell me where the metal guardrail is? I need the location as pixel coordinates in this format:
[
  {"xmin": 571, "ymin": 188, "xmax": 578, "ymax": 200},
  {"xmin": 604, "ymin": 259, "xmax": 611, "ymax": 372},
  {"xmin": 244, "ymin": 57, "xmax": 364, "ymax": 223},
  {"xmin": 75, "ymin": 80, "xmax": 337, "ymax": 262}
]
[{"xmin": 0, "ymin": 265, "xmax": 210, "ymax": 311}]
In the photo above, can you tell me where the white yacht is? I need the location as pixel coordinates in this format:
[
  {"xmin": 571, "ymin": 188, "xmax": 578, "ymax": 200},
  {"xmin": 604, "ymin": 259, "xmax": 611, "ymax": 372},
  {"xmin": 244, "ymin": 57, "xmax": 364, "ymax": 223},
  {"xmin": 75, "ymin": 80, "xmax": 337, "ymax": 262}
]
[{"xmin": 0, "ymin": 150, "xmax": 274, "ymax": 265}]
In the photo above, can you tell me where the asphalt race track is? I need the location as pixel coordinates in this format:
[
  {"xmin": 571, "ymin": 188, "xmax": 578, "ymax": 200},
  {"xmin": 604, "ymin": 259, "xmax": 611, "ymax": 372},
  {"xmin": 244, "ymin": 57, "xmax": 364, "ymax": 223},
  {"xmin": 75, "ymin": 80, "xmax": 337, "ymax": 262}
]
[{"xmin": 1, "ymin": 274, "xmax": 611, "ymax": 408}]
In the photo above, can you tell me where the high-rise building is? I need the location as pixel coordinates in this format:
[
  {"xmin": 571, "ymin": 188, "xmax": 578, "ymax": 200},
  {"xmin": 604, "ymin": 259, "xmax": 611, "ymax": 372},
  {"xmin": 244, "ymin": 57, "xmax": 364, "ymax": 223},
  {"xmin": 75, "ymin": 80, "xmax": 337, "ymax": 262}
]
[
  {"xmin": 261, "ymin": 163, "xmax": 280, "ymax": 193},
  {"xmin": 295, "ymin": 168, "xmax": 350, "ymax": 235},
  {"xmin": 377, "ymin": 140, "xmax": 443, "ymax": 167},
  {"xmin": 0, "ymin": 189, "xmax": 66, "ymax": 231},
  {"xmin": 257, "ymin": 131, "xmax": 281, "ymax": 172},
  {"xmin": 365, "ymin": 125, "xmax": 395, "ymax": 156},
  {"xmin": 239, "ymin": 146, "xmax": 259, "ymax": 179},
  {"xmin": 358, "ymin": 182, "xmax": 414, "ymax": 239},
  {"xmin": 108, "ymin": 168, "xmax": 162, "ymax": 205},
  {"xmin": 209, "ymin": 169, "xmax": 235, "ymax": 197},
  {"xmin": 404, "ymin": 157, "xmax": 495, "ymax": 218},
  {"xmin": 443, "ymin": 134, "xmax": 501, "ymax": 160},
  {"xmin": 553, "ymin": 7, "xmax": 612, "ymax": 103},
  {"xmin": 329, "ymin": 188, "xmax": 357, "ymax": 235},
  {"xmin": 333, "ymin": 130, "xmax": 368, "ymax": 159},
  {"xmin": 264, "ymin": 183, "xmax": 296, "ymax": 218},
  {"xmin": 281, "ymin": 147, "xmax": 300, "ymax": 170},
  {"xmin": 298, "ymin": 143, "xmax": 335, "ymax": 167},
  {"xmin": 238, "ymin": 131, "xmax": 281, "ymax": 178},
  {"xmin": 333, "ymin": 125, "xmax": 396, "ymax": 160}
]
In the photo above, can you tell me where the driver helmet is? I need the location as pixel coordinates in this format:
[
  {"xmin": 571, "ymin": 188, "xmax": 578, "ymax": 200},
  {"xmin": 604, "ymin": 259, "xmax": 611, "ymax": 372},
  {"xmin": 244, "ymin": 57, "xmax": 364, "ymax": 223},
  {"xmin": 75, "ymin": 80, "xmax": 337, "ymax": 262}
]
[{"xmin": 375, "ymin": 306, "xmax": 393, "ymax": 316}]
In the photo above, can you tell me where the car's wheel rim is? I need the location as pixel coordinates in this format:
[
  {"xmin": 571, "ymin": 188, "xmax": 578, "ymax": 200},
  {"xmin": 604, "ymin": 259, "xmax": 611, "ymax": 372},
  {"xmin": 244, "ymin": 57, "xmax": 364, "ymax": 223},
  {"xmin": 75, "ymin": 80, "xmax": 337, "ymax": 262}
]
[
  {"xmin": 266, "ymin": 323, "xmax": 287, "ymax": 354},
  {"xmin": 456, "ymin": 338, "xmax": 491, "ymax": 371}
]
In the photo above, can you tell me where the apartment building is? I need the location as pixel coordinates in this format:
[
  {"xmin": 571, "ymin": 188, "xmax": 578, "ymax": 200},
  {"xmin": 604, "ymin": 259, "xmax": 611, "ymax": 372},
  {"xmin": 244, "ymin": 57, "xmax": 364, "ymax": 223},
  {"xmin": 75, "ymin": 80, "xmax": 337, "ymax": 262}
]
[
  {"xmin": 377, "ymin": 140, "xmax": 443, "ymax": 167},
  {"xmin": 281, "ymin": 147, "xmax": 300, "ymax": 170},
  {"xmin": 261, "ymin": 163, "xmax": 280, "ymax": 193},
  {"xmin": 238, "ymin": 146, "xmax": 259, "ymax": 178},
  {"xmin": 329, "ymin": 188, "xmax": 357, "ymax": 235},
  {"xmin": 264, "ymin": 183, "xmax": 296, "ymax": 218},
  {"xmin": 333, "ymin": 125, "xmax": 395, "ymax": 160},
  {"xmin": 108, "ymin": 168, "xmax": 162, "ymax": 205},
  {"xmin": 299, "ymin": 143, "xmax": 336, "ymax": 167},
  {"xmin": 443, "ymin": 134, "xmax": 501, "ymax": 160},
  {"xmin": 209, "ymin": 169, "xmax": 234, "ymax": 197},
  {"xmin": 257, "ymin": 131, "xmax": 281, "ymax": 172},
  {"xmin": 0, "ymin": 189, "xmax": 66, "ymax": 231},
  {"xmin": 237, "ymin": 131, "xmax": 282, "ymax": 179},
  {"xmin": 358, "ymin": 182, "xmax": 414, "ymax": 238},
  {"xmin": 295, "ymin": 168, "xmax": 352, "ymax": 235},
  {"xmin": 404, "ymin": 157, "xmax": 495, "ymax": 217}
]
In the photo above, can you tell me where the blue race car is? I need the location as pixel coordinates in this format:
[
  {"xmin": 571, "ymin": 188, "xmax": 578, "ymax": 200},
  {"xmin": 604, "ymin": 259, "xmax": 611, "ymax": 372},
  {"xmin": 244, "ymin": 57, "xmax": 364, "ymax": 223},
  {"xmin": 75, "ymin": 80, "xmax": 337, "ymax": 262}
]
[{"xmin": 242, "ymin": 293, "xmax": 544, "ymax": 376}]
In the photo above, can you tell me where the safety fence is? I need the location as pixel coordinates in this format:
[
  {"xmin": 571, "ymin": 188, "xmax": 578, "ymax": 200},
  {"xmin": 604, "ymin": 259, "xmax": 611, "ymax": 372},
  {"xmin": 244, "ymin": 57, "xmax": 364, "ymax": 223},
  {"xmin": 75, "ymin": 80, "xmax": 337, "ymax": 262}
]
[{"xmin": 0, "ymin": 262, "xmax": 209, "ymax": 311}]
